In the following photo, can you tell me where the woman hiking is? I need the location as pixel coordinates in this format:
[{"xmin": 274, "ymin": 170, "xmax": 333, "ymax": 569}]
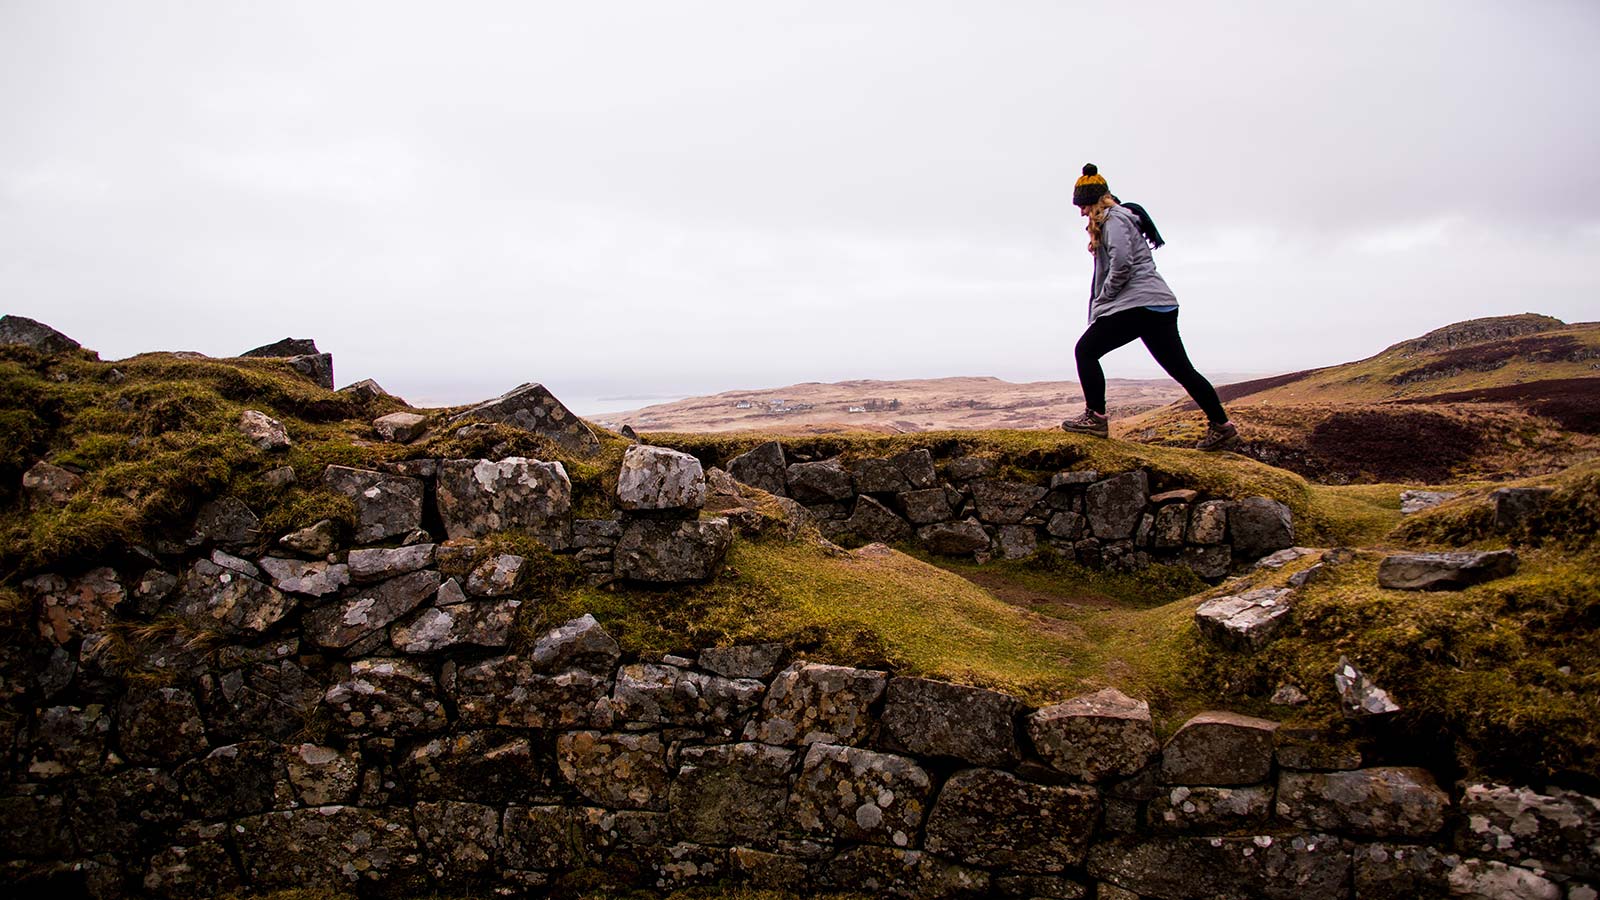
[{"xmin": 1059, "ymin": 163, "xmax": 1239, "ymax": 452}]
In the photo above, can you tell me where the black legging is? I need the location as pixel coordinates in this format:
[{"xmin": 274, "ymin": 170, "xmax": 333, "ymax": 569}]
[{"xmin": 1075, "ymin": 307, "xmax": 1228, "ymax": 424}]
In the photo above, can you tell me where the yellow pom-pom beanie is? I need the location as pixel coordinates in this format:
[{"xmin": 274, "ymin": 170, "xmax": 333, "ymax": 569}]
[{"xmin": 1072, "ymin": 163, "xmax": 1109, "ymax": 207}]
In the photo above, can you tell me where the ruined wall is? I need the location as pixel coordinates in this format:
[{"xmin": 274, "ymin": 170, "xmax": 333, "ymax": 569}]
[
  {"xmin": 4, "ymin": 441, "xmax": 1596, "ymax": 900},
  {"xmin": 722, "ymin": 442, "xmax": 1295, "ymax": 580}
]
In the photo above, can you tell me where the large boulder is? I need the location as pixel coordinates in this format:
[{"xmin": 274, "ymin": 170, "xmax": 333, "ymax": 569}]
[
  {"xmin": 616, "ymin": 444, "xmax": 706, "ymax": 513},
  {"xmin": 528, "ymin": 614, "xmax": 622, "ymax": 673},
  {"xmin": 1228, "ymin": 497, "xmax": 1294, "ymax": 559},
  {"xmin": 400, "ymin": 731, "xmax": 561, "ymax": 805},
  {"xmin": 924, "ymin": 768, "xmax": 1099, "ymax": 872},
  {"xmin": 614, "ymin": 518, "xmax": 731, "ymax": 583},
  {"xmin": 323, "ymin": 465, "xmax": 424, "ymax": 543},
  {"xmin": 726, "ymin": 441, "xmax": 788, "ymax": 496},
  {"xmin": 190, "ymin": 496, "xmax": 262, "ymax": 549},
  {"xmin": 878, "ymin": 676, "xmax": 1022, "ymax": 767},
  {"xmin": 414, "ymin": 800, "xmax": 501, "ymax": 885},
  {"xmin": 1026, "ymin": 687, "xmax": 1159, "ymax": 783},
  {"xmin": 1492, "ymin": 487, "xmax": 1554, "ymax": 532},
  {"xmin": 373, "ymin": 412, "xmax": 427, "ymax": 443},
  {"xmin": 237, "ymin": 340, "xmax": 335, "ymax": 389},
  {"xmin": 898, "ymin": 487, "xmax": 953, "ymax": 525},
  {"xmin": 175, "ymin": 741, "xmax": 286, "ymax": 819},
  {"xmin": 405, "ymin": 734, "xmax": 559, "ymax": 810},
  {"xmin": 1376, "ymin": 550, "xmax": 1519, "ymax": 590},
  {"xmin": 787, "ymin": 459, "xmax": 854, "ymax": 503},
  {"xmin": 1277, "ymin": 767, "xmax": 1450, "ymax": 839},
  {"xmin": 669, "ymin": 742, "xmax": 798, "ymax": 848},
  {"xmin": 747, "ymin": 662, "xmax": 887, "ymax": 747},
  {"xmin": 698, "ymin": 643, "xmax": 788, "ymax": 680},
  {"xmin": 0, "ymin": 314, "xmax": 81, "ymax": 353},
  {"xmin": 1194, "ymin": 587, "xmax": 1295, "ymax": 651},
  {"xmin": 448, "ymin": 382, "xmax": 600, "ymax": 454},
  {"xmin": 435, "ymin": 457, "xmax": 572, "ymax": 541},
  {"xmin": 1086, "ymin": 471, "xmax": 1149, "ymax": 539},
  {"xmin": 842, "ymin": 496, "xmax": 914, "ymax": 544},
  {"xmin": 241, "ymin": 337, "xmax": 319, "ymax": 358},
  {"xmin": 790, "ymin": 743, "xmax": 933, "ymax": 846},
  {"xmin": 916, "ymin": 519, "xmax": 991, "ymax": 556},
  {"xmin": 1159, "ymin": 711, "xmax": 1278, "ymax": 785}
]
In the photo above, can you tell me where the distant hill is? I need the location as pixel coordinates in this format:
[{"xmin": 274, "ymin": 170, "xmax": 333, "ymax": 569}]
[
  {"xmin": 1124, "ymin": 313, "xmax": 1600, "ymax": 483},
  {"xmin": 597, "ymin": 375, "xmax": 1251, "ymax": 434}
]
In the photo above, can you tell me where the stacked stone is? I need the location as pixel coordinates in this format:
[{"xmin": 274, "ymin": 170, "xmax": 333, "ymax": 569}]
[
  {"xmin": 612, "ymin": 444, "xmax": 731, "ymax": 583},
  {"xmin": 9, "ymin": 588, "xmax": 1594, "ymax": 900},
  {"xmin": 724, "ymin": 442, "xmax": 1294, "ymax": 578}
]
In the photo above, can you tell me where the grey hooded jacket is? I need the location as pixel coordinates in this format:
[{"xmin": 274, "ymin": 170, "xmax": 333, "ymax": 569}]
[{"xmin": 1088, "ymin": 204, "xmax": 1177, "ymax": 323}]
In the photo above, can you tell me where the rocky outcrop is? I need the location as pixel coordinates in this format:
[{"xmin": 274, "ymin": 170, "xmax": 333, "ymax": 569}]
[
  {"xmin": 447, "ymin": 382, "xmax": 600, "ymax": 454},
  {"xmin": 240, "ymin": 337, "xmax": 333, "ymax": 389},
  {"xmin": 1194, "ymin": 587, "xmax": 1295, "ymax": 651},
  {"xmin": 616, "ymin": 444, "xmax": 706, "ymax": 513},
  {"xmin": 373, "ymin": 411, "xmax": 427, "ymax": 443},
  {"xmin": 1377, "ymin": 549, "xmax": 1519, "ymax": 590},
  {"xmin": 0, "ymin": 314, "xmax": 82, "ymax": 353}
]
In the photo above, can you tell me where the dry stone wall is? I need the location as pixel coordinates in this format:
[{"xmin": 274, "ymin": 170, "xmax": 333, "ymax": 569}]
[
  {"xmin": 724, "ymin": 441, "xmax": 1295, "ymax": 578},
  {"xmin": 5, "ymin": 440, "xmax": 1597, "ymax": 900},
  {"xmin": 6, "ymin": 606, "xmax": 1596, "ymax": 899}
]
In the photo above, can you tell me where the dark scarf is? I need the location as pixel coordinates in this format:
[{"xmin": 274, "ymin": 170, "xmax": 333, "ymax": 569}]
[{"xmin": 1118, "ymin": 201, "xmax": 1166, "ymax": 249}]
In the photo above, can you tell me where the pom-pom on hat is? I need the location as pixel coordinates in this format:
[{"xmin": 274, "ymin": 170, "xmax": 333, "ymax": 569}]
[{"xmin": 1073, "ymin": 163, "xmax": 1109, "ymax": 207}]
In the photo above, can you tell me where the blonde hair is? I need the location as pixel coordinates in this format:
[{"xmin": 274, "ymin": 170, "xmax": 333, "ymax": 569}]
[{"xmin": 1084, "ymin": 194, "xmax": 1118, "ymax": 253}]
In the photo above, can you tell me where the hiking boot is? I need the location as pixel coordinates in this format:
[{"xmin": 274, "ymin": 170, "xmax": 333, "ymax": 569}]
[
  {"xmin": 1061, "ymin": 409, "xmax": 1109, "ymax": 438},
  {"xmin": 1196, "ymin": 421, "xmax": 1239, "ymax": 452}
]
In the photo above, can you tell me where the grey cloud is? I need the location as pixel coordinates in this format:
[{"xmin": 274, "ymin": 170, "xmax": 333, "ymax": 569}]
[{"xmin": 3, "ymin": 1, "xmax": 1597, "ymax": 410}]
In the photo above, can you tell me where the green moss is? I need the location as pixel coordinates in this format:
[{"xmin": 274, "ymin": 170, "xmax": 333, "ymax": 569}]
[{"xmin": 256, "ymin": 489, "xmax": 358, "ymax": 541}]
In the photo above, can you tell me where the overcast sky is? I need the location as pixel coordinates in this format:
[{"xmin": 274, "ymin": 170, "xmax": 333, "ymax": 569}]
[{"xmin": 4, "ymin": 1, "xmax": 1597, "ymax": 411}]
